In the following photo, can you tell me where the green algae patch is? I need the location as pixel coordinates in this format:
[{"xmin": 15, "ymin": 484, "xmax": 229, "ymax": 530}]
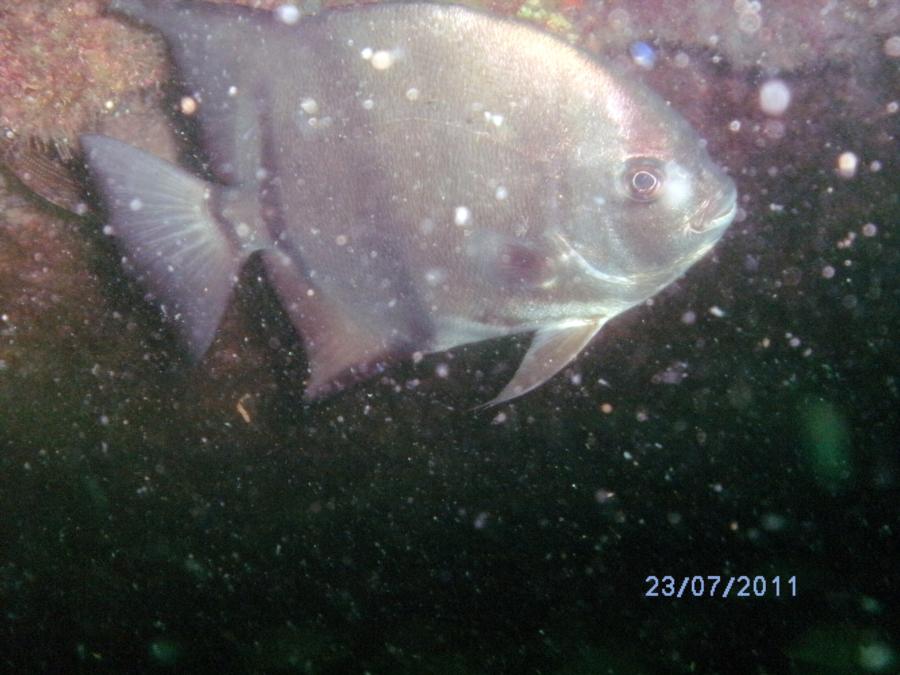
[
  {"xmin": 148, "ymin": 638, "xmax": 181, "ymax": 667},
  {"xmin": 790, "ymin": 625, "xmax": 895, "ymax": 673},
  {"xmin": 798, "ymin": 400, "xmax": 854, "ymax": 493}
]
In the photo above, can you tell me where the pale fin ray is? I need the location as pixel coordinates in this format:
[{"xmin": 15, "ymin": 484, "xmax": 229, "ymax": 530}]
[{"xmin": 81, "ymin": 133, "xmax": 261, "ymax": 357}]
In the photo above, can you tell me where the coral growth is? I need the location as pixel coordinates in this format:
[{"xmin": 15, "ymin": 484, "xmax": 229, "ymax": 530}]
[{"xmin": 0, "ymin": 0, "xmax": 164, "ymax": 151}]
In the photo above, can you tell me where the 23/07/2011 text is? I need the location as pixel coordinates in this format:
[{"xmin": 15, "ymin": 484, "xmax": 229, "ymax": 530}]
[{"xmin": 644, "ymin": 575, "xmax": 798, "ymax": 598}]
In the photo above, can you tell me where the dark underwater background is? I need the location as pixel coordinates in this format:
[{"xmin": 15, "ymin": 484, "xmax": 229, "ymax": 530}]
[{"xmin": 1, "ymin": 1, "xmax": 898, "ymax": 672}]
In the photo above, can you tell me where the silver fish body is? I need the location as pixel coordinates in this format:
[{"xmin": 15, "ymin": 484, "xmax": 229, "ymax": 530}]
[{"xmin": 82, "ymin": 0, "xmax": 737, "ymax": 405}]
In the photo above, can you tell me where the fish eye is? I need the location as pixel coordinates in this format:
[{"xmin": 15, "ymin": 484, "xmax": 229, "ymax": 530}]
[{"xmin": 623, "ymin": 158, "xmax": 665, "ymax": 202}]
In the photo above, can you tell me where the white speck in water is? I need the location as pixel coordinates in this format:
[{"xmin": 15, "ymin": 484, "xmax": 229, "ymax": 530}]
[
  {"xmin": 836, "ymin": 151, "xmax": 858, "ymax": 179},
  {"xmin": 435, "ymin": 363, "xmax": 450, "ymax": 378},
  {"xmin": 129, "ymin": 198, "xmax": 143, "ymax": 212},
  {"xmin": 360, "ymin": 47, "xmax": 373, "ymax": 60},
  {"xmin": 180, "ymin": 96, "xmax": 198, "ymax": 115},
  {"xmin": 884, "ymin": 35, "xmax": 900, "ymax": 58},
  {"xmin": 300, "ymin": 97, "xmax": 319, "ymax": 115},
  {"xmin": 887, "ymin": 101, "xmax": 899, "ymax": 114},
  {"xmin": 412, "ymin": 351, "xmax": 424, "ymax": 364},
  {"xmin": 709, "ymin": 305, "xmax": 726, "ymax": 318},
  {"xmin": 74, "ymin": 202, "xmax": 89, "ymax": 216},
  {"xmin": 629, "ymin": 41, "xmax": 656, "ymax": 69},
  {"xmin": 424, "ymin": 268, "xmax": 446, "ymax": 286},
  {"xmin": 728, "ymin": 119, "xmax": 741, "ymax": 132},
  {"xmin": 235, "ymin": 223, "xmax": 251, "ymax": 238},
  {"xmin": 275, "ymin": 4, "xmax": 300, "ymax": 25},
  {"xmin": 861, "ymin": 223, "xmax": 878, "ymax": 237},
  {"xmin": 227, "ymin": 85, "xmax": 238, "ymax": 97},
  {"xmin": 473, "ymin": 512, "xmax": 489, "ymax": 529},
  {"xmin": 99, "ymin": 415, "xmax": 110, "ymax": 426},
  {"xmin": 371, "ymin": 50, "xmax": 394, "ymax": 70},
  {"xmin": 821, "ymin": 265, "xmax": 836, "ymax": 279},
  {"xmin": 102, "ymin": 225, "xmax": 114, "ymax": 236},
  {"xmin": 335, "ymin": 234, "xmax": 348, "ymax": 246},
  {"xmin": 454, "ymin": 206, "xmax": 471, "ymax": 226},
  {"xmin": 594, "ymin": 488, "xmax": 615, "ymax": 504},
  {"xmin": 673, "ymin": 51, "xmax": 690, "ymax": 68},
  {"xmin": 681, "ymin": 310, "xmax": 697, "ymax": 325},
  {"xmin": 495, "ymin": 185, "xmax": 508, "ymax": 200},
  {"xmin": 491, "ymin": 412, "xmax": 507, "ymax": 425},
  {"xmin": 759, "ymin": 79, "xmax": 791, "ymax": 116},
  {"xmin": 405, "ymin": 87, "xmax": 420, "ymax": 101},
  {"xmin": 489, "ymin": 113, "xmax": 504, "ymax": 127},
  {"xmin": 361, "ymin": 98, "xmax": 374, "ymax": 110}
]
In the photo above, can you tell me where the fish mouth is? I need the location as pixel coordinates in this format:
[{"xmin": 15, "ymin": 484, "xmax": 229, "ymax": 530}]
[{"xmin": 708, "ymin": 182, "xmax": 738, "ymax": 231}]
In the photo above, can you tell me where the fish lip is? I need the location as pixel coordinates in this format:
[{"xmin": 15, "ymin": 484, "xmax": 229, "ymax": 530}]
[{"xmin": 709, "ymin": 182, "xmax": 738, "ymax": 230}]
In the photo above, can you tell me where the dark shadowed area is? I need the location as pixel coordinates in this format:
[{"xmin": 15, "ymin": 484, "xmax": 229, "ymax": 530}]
[{"xmin": 1, "ymin": 1, "xmax": 898, "ymax": 673}]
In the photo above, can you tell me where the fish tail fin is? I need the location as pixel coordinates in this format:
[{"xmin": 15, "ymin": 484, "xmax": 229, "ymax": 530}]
[{"xmin": 80, "ymin": 134, "xmax": 265, "ymax": 358}]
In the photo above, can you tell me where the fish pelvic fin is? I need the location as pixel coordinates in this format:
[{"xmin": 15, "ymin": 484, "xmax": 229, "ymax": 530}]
[
  {"xmin": 479, "ymin": 318, "xmax": 607, "ymax": 409},
  {"xmin": 81, "ymin": 134, "xmax": 267, "ymax": 358}
]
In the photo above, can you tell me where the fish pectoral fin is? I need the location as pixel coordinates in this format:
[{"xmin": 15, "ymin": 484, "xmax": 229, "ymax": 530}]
[
  {"xmin": 482, "ymin": 318, "xmax": 607, "ymax": 408},
  {"xmin": 262, "ymin": 253, "xmax": 400, "ymax": 400},
  {"xmin": 81, "ymin": 133, "xmax": 257, "ymax": 358}
]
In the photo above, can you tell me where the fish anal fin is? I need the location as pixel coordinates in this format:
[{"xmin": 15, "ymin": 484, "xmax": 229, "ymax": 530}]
[
  {"xmin": 262, "ymin": 252, "xmax": 400, "ymax": 400},
  {"xmin": 482, "ymin": 318, "xmax": 607, "ymax": 408}
]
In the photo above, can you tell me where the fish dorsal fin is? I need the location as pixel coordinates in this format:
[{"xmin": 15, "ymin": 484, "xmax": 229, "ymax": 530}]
[
  {"xmin": 484, "ymin": 318, "xmax": 607, "ymax": 407},
  {"xmin": 262, "ymin": 252, "xmax": 400, "ymax": 400},
  {"xmin": 110, "ymin": 0, "xmax": 268, "ymax": 184},
  {"xmin": 81, "ymin": 134, "xmax": 259, "ymax": 358}
]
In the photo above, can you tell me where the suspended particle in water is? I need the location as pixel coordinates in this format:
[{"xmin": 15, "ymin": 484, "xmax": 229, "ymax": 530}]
[
  {"xmin": 453, "ymin": 206, "xmax": 471, "ymax": 226},
  {"xmin": 884, "ymin": 35, "xmax": 900, "ymax": 58},
  {"xmin": 180, "ymin": 96, "xmax": 198, "ymax": 115},
  {"xmin": 275, "ymin": 4, "xmax": 300, "ymax": 25},
  {"xmin": 629, "ymin": 41, "xmax": 656, "ymax": 69},
  {"xmin": 759, "ymin": 79, "xmax": 791, "ymax": 116},
  {"xmin": 371, "ymin": 50, "xmax": 394, "ymax": 70},
  {"xmin": 836, "ymin": 151, "xmax": 858, "ymax": 179}
]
